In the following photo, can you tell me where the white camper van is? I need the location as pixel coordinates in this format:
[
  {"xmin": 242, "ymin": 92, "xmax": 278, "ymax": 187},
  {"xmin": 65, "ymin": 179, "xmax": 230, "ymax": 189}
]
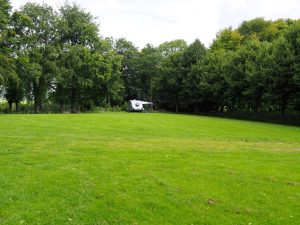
[{"xmin": 128, "ymin": 100, "xmax": 153, "ymax": 112}]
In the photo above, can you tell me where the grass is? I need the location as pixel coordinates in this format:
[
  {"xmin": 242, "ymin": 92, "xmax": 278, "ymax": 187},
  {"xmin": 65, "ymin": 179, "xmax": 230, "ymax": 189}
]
[{"xmin": 0, "ymin": 112, "xmax": 300, "ymax": 225}]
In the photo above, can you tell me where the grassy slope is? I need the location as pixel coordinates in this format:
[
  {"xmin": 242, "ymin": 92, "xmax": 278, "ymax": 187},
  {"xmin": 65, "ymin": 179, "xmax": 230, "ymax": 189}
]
[{"xmin": 0, "ymin": 113, "xmax": 299, "ymax": 225}]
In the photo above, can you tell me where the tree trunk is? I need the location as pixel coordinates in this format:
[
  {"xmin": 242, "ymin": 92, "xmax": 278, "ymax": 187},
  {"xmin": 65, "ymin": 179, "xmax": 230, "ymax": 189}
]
[
  {"xmin": 77, "ymin": 90, "xmax": 81, "ymax": 113},
  {"xmin": 34, "ymin": 100, "xmax": 40, "ymax": 114},
  {"xmin": 34, "ymin": 84, "xmax": 40, "ymax": 114},
  {"xmin": 254, "ymin": 97, "xmax": 261, "ymax": 113},
  {"xmin": 219, "ymin": 105, "xmax": 224, "ymax": 112},
  {"xmin": 71, "ymin": 88, "xmax": 76, "ymax": 113},
  {"xmin": 108, "ymin": 95, "xmax": 111, "ymax": 107},
  {"xmin": 231, "ymin": 98, "xmax": 236, "ymax": 112},
  {"xmin": 194, "ymin": 104, "xmax": 198, "ymax": 114},
  {"xmin": 15, "ymin": 102, "xmax": 19, "ymax": 111},
  {"xmin": 59, "ymin": 102, "xmax": 64, "ymax": 113},
  {"xmin": 281, "ymin": 99, "xmax": 287, "ymax": 116},
  {"xmin": 8, "ymin": 102, "xmax": 13, "ymax": 112}
]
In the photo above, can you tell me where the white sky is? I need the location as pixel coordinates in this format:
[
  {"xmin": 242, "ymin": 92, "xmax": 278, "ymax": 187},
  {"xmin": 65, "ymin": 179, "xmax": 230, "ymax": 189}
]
[{"xmin": 10, "ymin": 0, "xmax": 300, "ymax": 49}]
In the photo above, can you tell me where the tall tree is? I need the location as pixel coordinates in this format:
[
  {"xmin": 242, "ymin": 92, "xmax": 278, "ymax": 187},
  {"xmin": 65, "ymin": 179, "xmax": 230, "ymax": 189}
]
[
  {"xmin": 1, "ymin": 0, "xmax": 24, "ymax": 110},
  {"xmin": 115, "ymin": 38, "xmax": 140, "ymax": 101},
  {"xmin": 285, "ymin": 19, "xmax": 300, "ymax": 104},
  {"xmin": 181, "ymin": 39, "xmax": 206, "ymax": 111},
  {"xmin": 158, "ymin": 39, "xmax": 187, "ymax": 57},
  {"xmin": 58, "ymin": 3, "xmax": 99, "ymax": 47},
  {"xmin": 102, "ymin": 51, "xmax": 124, "ymax": 106},
  {"xmin": 239, "ymin": 40, "xmax": 272, "ymax": 112},
  {"xmin": 135, "ymin": 44, "xmax": 162, "ymax": 101},
  {"xmin": 4, "ymin": 68, "xmax": 23, "ymax": 111},
  {"xmin": 84, "ymin": 50, "xmax": 123, "ymax": 109},
  {"xmin": 210, "ymin": 27, "xmax": 244, "ymax": 51},
  {"xmin": 11, "ymin": 3, "xmax": 58, "ymax": 113},
  {"xmin": 225, "ymin": 48, "xmax": 248, "ymax": 111},
  {"xmin": 58, "ymin": 45, "xmax": 93, "ymax": 112},
  {"xmin": 238, "ymin": 18, "xmax": 293, "ymax": 42},
  {"xmin": 57, "ymin": 3, "xmax": 100, "ymax": 112},
  {"xmin": 156, "ymin": 51, "xmax": 184, "ymax": 112},
  {"xmin": 268, "ymin": 37, "xmax": 296, "ymax": 115},
  {"xmin": 187, "ymin": 49, "xmax": 231, "ymax": 112},
  {"xmin": 238, "ymin": 18, "xmax": 272, "ymax": 41},
  {"xmin": 0, "ymin": 0, "xmax": 11, "ymax": 52},
  {"xmin": 155, "ymin": 40, "xmax": 188, "ymax": 112},
  {"xmin": 0, "ymin": 0, "xmax": 12, "ymax": 86}
]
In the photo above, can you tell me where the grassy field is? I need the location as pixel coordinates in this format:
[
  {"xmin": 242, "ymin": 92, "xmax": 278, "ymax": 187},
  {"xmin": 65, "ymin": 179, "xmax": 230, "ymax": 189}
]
[{"xmin": 0, "ymin": 113, "xmax": 300, "ymax": 225}]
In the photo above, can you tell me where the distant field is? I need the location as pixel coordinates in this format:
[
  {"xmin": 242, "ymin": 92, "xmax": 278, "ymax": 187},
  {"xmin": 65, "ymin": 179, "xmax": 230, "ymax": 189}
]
[{"xmin": 0, "ymin": 113, "xmax": 300, "ymax": 225}]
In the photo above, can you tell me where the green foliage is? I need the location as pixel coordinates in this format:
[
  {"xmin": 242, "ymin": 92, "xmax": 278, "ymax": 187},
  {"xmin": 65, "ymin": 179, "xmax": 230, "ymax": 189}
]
[
  {"xmin": 154, "ymin": 39, "xmax": 207, "ymax": 112},
  {"xmin": 11, "ymin": 3, "xmax": 58, "ymax": 113},
  {"xmin": 58, "ymin": 3, "xmax": 99, "ymax": 48},
  {"xmin": 286, "ymin": 20, "xmax": 300, "ymax": 92},
  {"xmin": 0, "ymin": 0, "xmax": 12, "ymax": 85},
  {"xmin": 190, "ymin": 18, "xmax": 300, "ymax": 114},
  {"xmin": 115, "ymin": 38, "xmax": 139, "ymax": 101},
  {"xmin": 156, "ymin": 50, "xmax": 185, "ymax": 112},
  {"xmin": 238, "ymin": 18, "xmax": 292, "ymax": 42},
  {"xmin": 53, "ymin": 3, "xmax": 113, "ymax": 112},
  {"xmin": 115, "ymin": 40, "xmax": 163, "ymax": 102},
  {"xmin": 88, "ymin": 50, "xmax": 124, "ymax": 107},
  {"xmin": 135, "ymin": 44, "xmax": 162, "ymax": 101},
  {"xmin": 242, "ymin": 41, "xmax": 272, "ymax": 112},
  {"xmin": 187, "ymin": 49, "xmax": 232, "ymax": 112},
  {"xmin": 0, "ymin": 54, "xmax": 14, "ymax": 85},
  {"xmin": 180, "ymin": 39, "xmax": 207, "ymax": 111},
  {"xmin": 268, "ymin": 37, "xmax": 296, "ymax": 114},
  {"xmin": 211, "ymin": 27, "xmax": 244, "ymax": 51},
  {"xmin": 238, "ymin": 18, "xmax": 272, "ymax": 41},
  {"xmin": 0, "ymin": 1, "xmax": 299, "ymax": 115},
  {"xmin": 0, "ymin": 0, "xmax": 11, "ymax": 31},
  {"xmin": 182, "ymin": 39, "xmax": 206, "ymax": 66},
  {"xmin": 158, "ymin": 39, "xmax": 187, "ymax": 57}
]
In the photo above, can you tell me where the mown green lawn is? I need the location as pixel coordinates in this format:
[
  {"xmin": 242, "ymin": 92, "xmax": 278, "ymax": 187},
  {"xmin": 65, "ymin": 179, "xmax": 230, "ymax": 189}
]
[{"xmin": 0, "ymin": 113, "xmax": 300, "ymax": 225}]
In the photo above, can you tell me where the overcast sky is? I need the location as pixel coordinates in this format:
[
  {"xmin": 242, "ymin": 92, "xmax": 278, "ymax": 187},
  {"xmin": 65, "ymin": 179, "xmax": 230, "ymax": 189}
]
[{"xmin": 10, "ymin": 0, "xmax": 300, "ymax": 48}]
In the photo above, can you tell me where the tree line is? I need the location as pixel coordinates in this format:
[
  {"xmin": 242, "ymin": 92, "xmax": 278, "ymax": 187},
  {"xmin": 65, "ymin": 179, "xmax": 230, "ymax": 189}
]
[{"xmin": 0, "ymin": 0, "xmax": 300, "ymax": 115}]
